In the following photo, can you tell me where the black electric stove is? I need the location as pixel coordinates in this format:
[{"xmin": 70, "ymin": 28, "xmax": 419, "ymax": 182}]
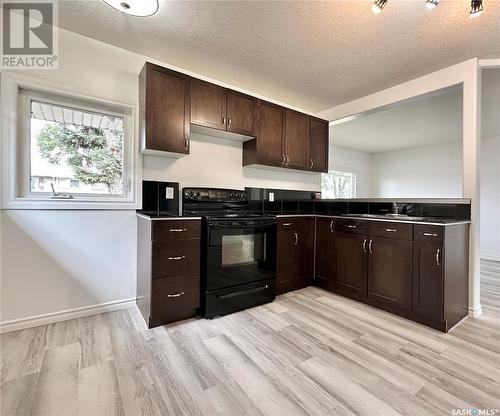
[{"xmin": 182, "ymin": 187, "xmax": 277, "ymax": 318}]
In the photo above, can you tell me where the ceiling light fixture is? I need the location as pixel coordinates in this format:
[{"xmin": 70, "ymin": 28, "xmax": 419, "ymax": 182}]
[
  {"xmin": 372, "ymin": 0, "xmax": 388, "ymax": 14},
  {"xmin": 470, "ymin": 0, "xmax": 483, "ymax": 17},
  {"xmin": 426, "ymin": 0, "xmax": 439, "ymax": 10},
  {"xmin": 103, "ymin": 0, "xmax": 159, "ymax": 17}
]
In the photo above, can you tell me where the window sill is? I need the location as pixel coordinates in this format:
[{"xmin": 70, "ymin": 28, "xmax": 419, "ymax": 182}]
[{"xmin": 2, "ymin": 197, "xmax": 140, "ymax": 210}]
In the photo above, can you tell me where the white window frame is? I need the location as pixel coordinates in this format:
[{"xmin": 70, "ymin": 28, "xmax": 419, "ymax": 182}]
[
  {"xmin": 1, "ymin": 71, "xmax": 141, "ymax": 210},
  {"xmin": 321, "ymin": 167, "xmax": 357, "ymax": 199}
]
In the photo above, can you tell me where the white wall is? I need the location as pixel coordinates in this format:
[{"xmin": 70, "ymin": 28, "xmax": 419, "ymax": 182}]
[
  {"xmin": 370, "ymin": 141, "xmax": 463, "ymax": 198},
  {"xmin": 329, "ymin": 144, "xmax": 372, "ymax": 197},
  {"xmin": 0, "ymin": 29, "xmax": 320, "ymax": 328},
  {"xmin": 480, "ymin": 136, "xmax": 500, "ymax": 260}
]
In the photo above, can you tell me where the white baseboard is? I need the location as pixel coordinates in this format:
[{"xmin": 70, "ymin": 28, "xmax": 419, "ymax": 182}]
[
  {"xmin": 481, "ymin": 254, "xmax": 500, "ymax": 262},
  {"xmin": 0, "ymin": 298, "xmax": 136, "ymax": 334},
  {"xmin": 468, "ymin": 305, "xmax": 483, "ymax": 318}
]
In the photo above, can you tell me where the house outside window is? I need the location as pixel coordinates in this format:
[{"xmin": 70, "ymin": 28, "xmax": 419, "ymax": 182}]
[{"xmin": 321, "ymin": 170, "xmax": 356, "ymax": 199}]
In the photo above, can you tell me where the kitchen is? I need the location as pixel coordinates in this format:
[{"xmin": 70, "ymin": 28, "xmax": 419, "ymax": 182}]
[{"xmin": 1, "ymin": 1, "xmax": 499, "ymax": 415}]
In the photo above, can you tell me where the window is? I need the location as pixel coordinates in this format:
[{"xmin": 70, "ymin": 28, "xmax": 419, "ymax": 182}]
[
  {"xmin": 28, "ymin": 99, "xmax": 125, "ymax": 197},
  {"xmin": 0, "ymin": 72, "xmax": 140, "ymax": 210},
  {"xmin": 321, "ymin": 170, "xmax": 356, "ymax": 198}
]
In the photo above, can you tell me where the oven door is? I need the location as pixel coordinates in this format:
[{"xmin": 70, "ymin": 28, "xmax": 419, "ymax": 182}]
[{"xmin": 206, "ymin": 219, "xmax": 277, "ymax": 292}]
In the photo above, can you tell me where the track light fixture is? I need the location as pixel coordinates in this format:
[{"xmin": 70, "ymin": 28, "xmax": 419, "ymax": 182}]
[
  {"xmin": 426, "ymin": 0, "xmax": 439, "ymax": 10},
  {"xmin": 372, "ymin": 0, "xmax": 388, "ymax": 14},
  {"xmin": 470, "ymin": 0, "xmax": 483, "ymax": 17},
  {"xmin": 370, "ymin": 0, "xmax": 483, "ymax": 16}
]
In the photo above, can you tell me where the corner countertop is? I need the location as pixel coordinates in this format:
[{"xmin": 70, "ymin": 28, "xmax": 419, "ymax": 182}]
[
  {"xmin": 276, "ymin": 214, "xmax": 471, "ymax": 226},
  {"xmin": 136, "ymin": 211, "xmax": 202, "ymax": 220}
]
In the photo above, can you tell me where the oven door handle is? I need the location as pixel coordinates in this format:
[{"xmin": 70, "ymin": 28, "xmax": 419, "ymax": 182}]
[
  {"xmin": 209, "ymin": 223, "xmax": 276, "ymax": 229},
  {"xmin": 216, "ymin": 284, "xmax": 270, "ymax": 299}
]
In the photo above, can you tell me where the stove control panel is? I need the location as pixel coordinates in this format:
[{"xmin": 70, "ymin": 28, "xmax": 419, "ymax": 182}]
[{"xmin": 183, "ymin": 188, "xmax": 247, "ymax": 202}]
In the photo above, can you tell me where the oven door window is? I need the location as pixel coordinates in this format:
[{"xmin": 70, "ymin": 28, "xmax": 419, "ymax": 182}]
[{"xmin": 222, "ymin": 234, "xmax": 266, "ymax": 267}]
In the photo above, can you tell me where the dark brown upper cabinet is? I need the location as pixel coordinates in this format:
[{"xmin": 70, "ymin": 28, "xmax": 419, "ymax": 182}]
[
  {"xmin": 190, "ymin": 79, "xmax": 255, "ymax": 137},
  {"xmin": 139, "ymin": 62, "xmax": 190, "ymax": 156},
  {"xmin": 190, "ymin": 79, "xmax": 226, "ymax": 130},
  {"xmin": 284, "ymin": 109, "xmax": 309, "ymax": 170},
  {"xmin": 243, "ymin": 100, "xmax": 284, "ymax": 168},
  {"xmin": 309, "ymin": 117, "xmax": 329, "ymax": 172}
]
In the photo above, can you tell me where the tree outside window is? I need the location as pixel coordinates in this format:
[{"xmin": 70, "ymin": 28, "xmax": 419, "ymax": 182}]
[{"xmin": 321, "ymin": 170, "xmax": 356, "ymax": 198}]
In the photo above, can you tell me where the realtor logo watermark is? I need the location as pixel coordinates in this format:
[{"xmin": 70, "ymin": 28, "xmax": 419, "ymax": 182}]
[
  {"xmin": 1, "ymin": 0, "xmax": 58, "ymax": 69},
  {"xmin": 452, "ymin": 408, "xmax": 499, "ymax": 416}
]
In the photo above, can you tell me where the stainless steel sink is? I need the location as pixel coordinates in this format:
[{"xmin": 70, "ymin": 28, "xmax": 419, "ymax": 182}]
[{"xmin": 342, "ymin": 213, "xmax": 427, "ymax": 221}]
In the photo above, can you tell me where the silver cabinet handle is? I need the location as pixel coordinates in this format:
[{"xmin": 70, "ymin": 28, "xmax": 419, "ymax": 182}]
[
  {"xmin": 363, "ymin": 238, "xmax": 367, "ymax": 253},
  {"xmin": 286, "ymin": 155, "xmax": 290, "ymax": 166},
  {"xmin": 294, "ymin": 232, "xmax": 298, "ymax": 246},
  {"xmin": 168, "ymin": 256, "xmax": 186, "ymax": 261},
  {"xmin": 422, "ymin": 232, "xmax": 438, "ymax": 237},
  {"xmin": 436, "ymin": 248, "xmax": 440, "ymax": 267},
  {"xmin": 169, "ymin": 228, "xmax": 187, "ymax": 232},
  {"xmin": 368, "ymin": 239, "xmax": 373, "ymax": 254},
  {"xmin": 228, "ymin": 116, "xmax": 232, "ymax": 127},
  {"xmin": 281, "ymin": 154, "xmax": 285, "ymax": 165},
  {"xmin": 283, "ymin": 223, "xmax": 293, "ymax": 226},
  {"xmin": 167, "ymin": 291, "xmax": 184, "ymax": 298},
  {"xmin": 385, "ymin": 228, "xmax": 397, "ymax": 232},
  {"xmin": 184, "ymin": 137, "xmax": 189, "ymax": 150},
  {"xmin": 346, "ymin": 225, "xmax": 357, "ymax": 229},
  {"xmin": 329, "ymin": 220, "xmax": 334, "ymax": 233},
  {"xmin": 222, "ymin": 115, "xmax": 226, "ymax": 126},
  {"xmin": 310, "ymin": 159, "xmax": 314, "ymax": 169}
]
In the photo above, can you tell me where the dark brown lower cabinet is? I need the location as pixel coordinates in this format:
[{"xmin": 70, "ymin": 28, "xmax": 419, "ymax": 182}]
[
  {"xmin": 368, "ymin": 236, "xmax": 413, "ymax": 312},
  {"xmin": 137, "ymin": 216, "xmax": 201, "ymax": 328},
  {"xmin": 277, "ymin": 217, "xmax": 314, "ymax": 294},
  {"xmin": 312, "ymin": 218, "xmax": 469, "ymax": 332},
  {"xmin": 412, "ymin": 241, "xmax": 444, "ymax": 321},
  {"xmin": 332, "ymin": 232, "xmax": 368, "ymax": 298},
  {"xmin": 314, "ymin": 217, "xmax": 335, "ymax": 290}
]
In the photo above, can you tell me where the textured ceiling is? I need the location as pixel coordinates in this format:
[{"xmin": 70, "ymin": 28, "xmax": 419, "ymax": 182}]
[
  {"xmin": 57, "ymin": 0, "xmax": 500, "ymax": 113},
  {"xmin": 330, "ymin": 85, "xmax": 463, "ymax": 153}
]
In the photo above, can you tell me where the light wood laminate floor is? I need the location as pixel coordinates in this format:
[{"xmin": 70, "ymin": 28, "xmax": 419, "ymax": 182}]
[{"xmin": 1, "ymin": 261, "xmax": 499, "ymax": 416}]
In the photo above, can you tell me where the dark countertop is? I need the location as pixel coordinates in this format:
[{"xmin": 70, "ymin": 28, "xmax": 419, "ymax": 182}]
[
  {"xmin": 276, "ymin": 214, "xmax": 470, "ymax": 226},
  {"xmin": 136, "ymin": 211, "xmax": 201, "ymax": 220}
]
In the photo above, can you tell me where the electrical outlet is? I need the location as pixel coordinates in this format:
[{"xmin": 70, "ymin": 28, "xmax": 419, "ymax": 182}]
[
  {"xmin": 165, "ymin": 187, "xmax": 174, "ymax": 199},
  {"xmin": 269, "ymin": 192, "xmax": 274, "ymax": 202}
]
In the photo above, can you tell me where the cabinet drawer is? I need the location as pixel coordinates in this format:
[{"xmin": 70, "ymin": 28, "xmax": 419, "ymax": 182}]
[
  {"xmin": 150, "ymin": 274, "xmax": 200, "ymax": 325},
  {"xmin": 369, "ymin": 221, "xmax": 413, "ymax": 241},
  {"xmin": 278, "ymin": 218, "xmax": 300, "ymax": 231},
  {"xmin": 334, "ymin": 219, "xmax": 368, "ymax": 235},
  {"xmin": 153, "ymin": 239, "xmax": 200, "ymax": 278},
  {"xmin": 414, "ymin": 225, "xmax": 444, "ymax": 244},
  {"xmin": 153, "ymin": 220, "xmax": 201, "ymax": 241}
]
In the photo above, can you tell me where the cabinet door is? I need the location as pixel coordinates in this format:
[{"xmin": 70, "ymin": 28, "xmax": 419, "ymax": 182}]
[
  {"xmin": 309, "ymin": 118, "xmax": 328, "ymax": 172},
  {"xmin": 190, "ymin": 79, "xmax": 226, "ymax": 130},
  {"xmin": 277, "ymin": 230, "xmax": 299, "ymax": 293},
  {"xmin": 368, "ymin": 237, "xmax": 412, "ymax": 311},
  {"xmin": 256, "ymin": 101, "xmax": 285, "ymax": 167},
  {"xmin": 297, "ymin": 218, "xmax": 314, "ymax": 282},
  {"xmin": 333, "ymin": 233, "xmax": 368, "ymax": 297},
  {"xmin": 226, "ymin": 90, "xmax": 255, "ymax": 136},
  {"xmin": 315, "ymin": 218, "xmax": 335, "ymax": 289},
  {"xmin": 412, "ymin": 241, "xmax": 444, "ymax": 321},
  {"xmin": 143, "ymin": 64, "xmax": 190, "ymax": 154},
  {"xmin": 284, "ymin": 109, "xmax": 309, "ymax": 169}
]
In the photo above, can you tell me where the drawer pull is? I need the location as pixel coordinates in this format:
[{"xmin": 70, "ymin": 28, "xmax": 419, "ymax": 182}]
[
  {"xmin": 385, "ymin": 228, "xmax": 397, "ymax": 232},
  {"xmin": 168, "ymin": 256, "xmax": 186, "ymax": 261},
  {"xmin": 346, "ymin": 225, "xmax": 357, "ymax": 229},
  {"xmin": 363, "ymin": 238, "xmax": 367, "ymax": 253},
  {"xmin": 169, "ymin": 228, "xmax": 187, "ymax": 232},
  {"xmin": 167, "ymin": 291, "xmax": 184, "ymax": 298},
  {"xmin": 329, "ymin": 220, "xmax": 334, "ymax": 233},
  {"xmin": 283, "ymin": 223, "xmax": 293, "ymax": 226},
  {"xmin": 436, "ymin": 248, "xmax": 440, "ymax": 267},
  {"xmin": 422, "ymin": 232, "xmax": 438, "ymax": 237},
  {"xmin": 294, "ymin": 232, "xmax": 299, "ymax": 246},
  {"xmin": 369, "ymin": 239, "xmax": 373, "ymax": 254}
]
